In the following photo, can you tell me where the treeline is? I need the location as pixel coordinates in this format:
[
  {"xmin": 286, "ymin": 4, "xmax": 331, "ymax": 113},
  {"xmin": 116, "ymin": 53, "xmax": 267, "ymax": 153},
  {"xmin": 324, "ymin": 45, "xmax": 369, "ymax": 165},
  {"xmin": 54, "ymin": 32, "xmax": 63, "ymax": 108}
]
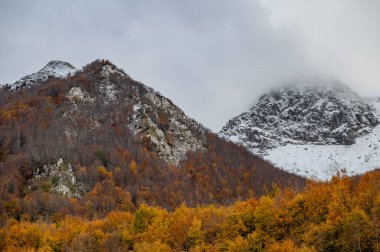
[{"xmin": 1, "ymin": 170, "xmax": 380, "ymax": 251}]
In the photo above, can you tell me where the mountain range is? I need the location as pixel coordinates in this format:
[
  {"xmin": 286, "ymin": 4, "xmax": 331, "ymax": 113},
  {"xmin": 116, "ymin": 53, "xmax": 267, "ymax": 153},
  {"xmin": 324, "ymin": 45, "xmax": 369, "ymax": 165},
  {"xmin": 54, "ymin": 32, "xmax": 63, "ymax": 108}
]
[{"xmin": 2, "ymin": 59, "xmax": 380, "ymax": 209}]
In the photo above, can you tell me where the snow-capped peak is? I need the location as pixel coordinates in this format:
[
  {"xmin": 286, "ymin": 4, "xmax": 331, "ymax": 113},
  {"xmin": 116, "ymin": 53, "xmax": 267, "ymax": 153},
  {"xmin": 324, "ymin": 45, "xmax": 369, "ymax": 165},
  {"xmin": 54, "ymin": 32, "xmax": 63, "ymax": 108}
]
[
  {"xmin": 41, "ymin": 60, "xmax": 76, "ymax": 76},
  {"xmin": 2, "ymin": 60, "xmax": 77, "ymax": 90},
  {"xmin": 219, "ymin": 77, "xmax": 380, "ymax": 180},
  {"xmin": 220, "ymin": 79, "xmax": 377, "ymax": 152}
]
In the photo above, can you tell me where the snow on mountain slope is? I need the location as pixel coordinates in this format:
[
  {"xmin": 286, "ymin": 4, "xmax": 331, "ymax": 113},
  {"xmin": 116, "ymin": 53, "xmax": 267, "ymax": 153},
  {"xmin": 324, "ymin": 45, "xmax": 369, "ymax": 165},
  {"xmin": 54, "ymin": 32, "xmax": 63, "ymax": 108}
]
[
  {"xmin": 271, "ymin": 97, "xmax": 380, "ymax": 180},
  {"xmin": 220, "ymin": 77, "xmax": 378, "ymax": 153},
  {"xmin": 1, "ymin": 60, "xmax": 76, "ymax": 90},
  {"xmin": 266, "ymin": 121, "xmax": 380, "ymax": 180},
  {"xmin": 219, "ymin": 77, "xmax": 380, "ymax": 180}
]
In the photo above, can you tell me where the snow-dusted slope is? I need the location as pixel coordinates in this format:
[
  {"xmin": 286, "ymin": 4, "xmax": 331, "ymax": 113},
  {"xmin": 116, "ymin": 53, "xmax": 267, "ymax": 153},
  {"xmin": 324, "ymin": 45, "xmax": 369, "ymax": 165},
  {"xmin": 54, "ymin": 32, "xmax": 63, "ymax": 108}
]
[
  {"xmin": 266, "ymin": 123, "xmax": 380, "ymax": 180},
  {"xmin": 1, "ymin": 60, "xmax": 76, "ymax": 90},
  {"xmin": 219, "ymin": 77, "xmax": 380, "ymax": 180},
  {"xmin": 266, "ymin": 98, "xmax": 380, "ymax": 180}
]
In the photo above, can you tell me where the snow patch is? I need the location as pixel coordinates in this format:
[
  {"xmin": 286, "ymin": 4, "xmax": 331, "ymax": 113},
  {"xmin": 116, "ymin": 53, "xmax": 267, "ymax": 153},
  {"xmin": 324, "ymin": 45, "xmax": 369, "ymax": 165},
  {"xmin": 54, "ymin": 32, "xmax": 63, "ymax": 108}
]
[{"xmin": 265, "ymin": 123, "xmax": 380, "ymax": 180}]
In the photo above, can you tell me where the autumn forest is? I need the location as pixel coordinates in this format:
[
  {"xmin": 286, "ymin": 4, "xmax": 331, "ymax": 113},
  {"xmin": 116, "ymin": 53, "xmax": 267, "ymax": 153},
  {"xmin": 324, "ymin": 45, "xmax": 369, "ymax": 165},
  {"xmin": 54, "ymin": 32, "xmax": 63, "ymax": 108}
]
[{"xmin": 1, "ymin": 171, "xmax": 380, "ymax": 251}]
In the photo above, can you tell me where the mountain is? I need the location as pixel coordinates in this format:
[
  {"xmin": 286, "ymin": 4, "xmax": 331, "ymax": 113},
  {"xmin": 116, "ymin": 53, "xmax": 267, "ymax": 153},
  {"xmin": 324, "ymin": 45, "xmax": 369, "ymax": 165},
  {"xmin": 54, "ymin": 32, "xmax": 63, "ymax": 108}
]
[
  {"xmin": 2, "ymin": 60, "xmax": 76, "ymax": 90},
  {"xmin": 219, "ymin": 77, "xmax": 380, "ymax": 180},
  {"xmin": 1, "ymin": 60, "xmax": 207, "ymax": 166},
  {"xmin": 0, "ymin": 59, "xmax": 304, "ymax": 214}
]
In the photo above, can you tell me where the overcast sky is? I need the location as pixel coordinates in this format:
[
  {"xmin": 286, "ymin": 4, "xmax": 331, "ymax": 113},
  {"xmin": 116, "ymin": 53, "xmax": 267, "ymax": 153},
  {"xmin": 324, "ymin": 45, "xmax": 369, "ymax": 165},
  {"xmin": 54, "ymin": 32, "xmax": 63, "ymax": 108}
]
[{"xmin": 1, "ymin": 0, "xmax": 380, "ymax": 131}]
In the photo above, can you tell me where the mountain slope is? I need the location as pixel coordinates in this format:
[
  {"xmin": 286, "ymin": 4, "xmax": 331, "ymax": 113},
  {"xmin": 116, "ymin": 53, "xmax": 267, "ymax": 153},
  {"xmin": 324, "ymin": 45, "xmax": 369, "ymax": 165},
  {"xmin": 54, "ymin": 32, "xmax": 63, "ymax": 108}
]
[
  {"xmin": 265, "ymin": 98, "xmax": 380, "ymax": 179},
  {"xmin": 219, "ymin": 77, "xmax": 380, "ymax": 180},
  {"xmin": 1, "ymin": 60, "xmax": 206, "ymax": 165},
  {"xmin": 0, "ymin": 59, "xmax": 305, "ymax": 213}
]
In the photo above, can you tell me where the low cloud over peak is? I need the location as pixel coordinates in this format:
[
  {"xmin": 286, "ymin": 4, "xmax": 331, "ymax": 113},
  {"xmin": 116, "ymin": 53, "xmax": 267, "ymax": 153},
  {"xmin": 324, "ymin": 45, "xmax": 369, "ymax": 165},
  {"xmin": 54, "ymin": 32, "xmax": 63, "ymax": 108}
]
[{"xmin": 1, "ymin": 0, "xmax": 379, "ymax": 131}]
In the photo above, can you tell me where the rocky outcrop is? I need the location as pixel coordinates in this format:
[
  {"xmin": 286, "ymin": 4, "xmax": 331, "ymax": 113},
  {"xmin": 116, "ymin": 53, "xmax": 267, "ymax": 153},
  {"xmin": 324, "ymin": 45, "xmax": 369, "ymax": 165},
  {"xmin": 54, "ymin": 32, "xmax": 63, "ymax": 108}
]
[
  {"xmin": 28, "ymin": 158, "xmax": 82, "ymax": 197},
  {"xmin": 66, "ymin": 87, "xmax": 94, "ymax": 103},
  {"xmin": 129, "ymin": 92, "xmax": 206, "ymax": 165}
]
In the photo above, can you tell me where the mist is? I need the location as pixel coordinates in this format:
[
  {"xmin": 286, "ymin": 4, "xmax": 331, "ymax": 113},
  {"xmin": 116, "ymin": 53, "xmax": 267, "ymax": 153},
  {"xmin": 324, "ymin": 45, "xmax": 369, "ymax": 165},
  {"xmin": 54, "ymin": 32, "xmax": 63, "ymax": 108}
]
[{"xmin": 1, "ymin": 0, "xmax": 379, "ymax": 131}]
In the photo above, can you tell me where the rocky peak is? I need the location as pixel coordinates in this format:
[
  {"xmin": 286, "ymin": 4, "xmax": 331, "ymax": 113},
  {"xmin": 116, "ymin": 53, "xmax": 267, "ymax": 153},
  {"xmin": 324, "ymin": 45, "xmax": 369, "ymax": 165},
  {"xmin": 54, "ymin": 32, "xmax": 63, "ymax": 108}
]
[
  {"xmin": 219, "ymin": 78, "xmax": 379, "ymax": 154},
  {"xmin": 76, "ymin": 60, "xmax": 208, "ymax": 164},
  {"xmin": 99, "ymin": 62, "xmax": 129, "ymax": 79},
  {"xmin": 82, "ymin": 59, "xmax": 130, "ymax": 80},
  {"xmin": 43, "ymin": 60, "xmax": 75, "ymax": 71}
]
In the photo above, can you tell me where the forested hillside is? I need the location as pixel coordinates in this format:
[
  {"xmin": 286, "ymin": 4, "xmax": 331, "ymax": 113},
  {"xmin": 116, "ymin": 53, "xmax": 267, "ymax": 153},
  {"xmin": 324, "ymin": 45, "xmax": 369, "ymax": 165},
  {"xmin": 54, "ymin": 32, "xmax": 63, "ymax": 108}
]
[{"xmin": 0, "ymin": 60, "xmax": 304, "ymax": 230}]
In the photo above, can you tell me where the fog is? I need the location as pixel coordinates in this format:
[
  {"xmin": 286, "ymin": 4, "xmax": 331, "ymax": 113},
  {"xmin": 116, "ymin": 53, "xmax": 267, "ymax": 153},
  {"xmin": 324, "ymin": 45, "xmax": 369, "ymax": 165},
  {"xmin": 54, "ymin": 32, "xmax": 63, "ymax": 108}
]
[{"xmin": 1, "ymin": 0, "xmax": 379, "ymax": 131}]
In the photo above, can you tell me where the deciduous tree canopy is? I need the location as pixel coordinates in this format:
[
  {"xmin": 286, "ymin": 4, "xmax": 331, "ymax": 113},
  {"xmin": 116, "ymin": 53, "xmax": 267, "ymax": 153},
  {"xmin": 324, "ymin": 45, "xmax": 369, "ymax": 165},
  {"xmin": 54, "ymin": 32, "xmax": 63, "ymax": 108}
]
[{"xmin": 1, "ymin": 171, "xmax": 380, "ymax": 251}]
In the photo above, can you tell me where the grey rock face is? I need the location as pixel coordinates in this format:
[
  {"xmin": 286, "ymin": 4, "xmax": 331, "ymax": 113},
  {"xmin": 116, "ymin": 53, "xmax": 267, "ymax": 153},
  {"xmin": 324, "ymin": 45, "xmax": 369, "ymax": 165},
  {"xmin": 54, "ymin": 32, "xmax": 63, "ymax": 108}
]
[
  {"xmin": 219, "ymin": 78, "xmax": 379, "ymax": 154},
  {"xmin": 29, "ymin": 158, "xmax": 82, "ymax": 198},
  {"xmin": 94, "ymin": 62, "xmax": 207, "ymax": 165},
  {"xmin": 63, "ymin": 60, "xmax": 208, "ymax": 165},
  {"xmin": 129, "ymin": 90, "xmax": 206, "ymax": 165}
]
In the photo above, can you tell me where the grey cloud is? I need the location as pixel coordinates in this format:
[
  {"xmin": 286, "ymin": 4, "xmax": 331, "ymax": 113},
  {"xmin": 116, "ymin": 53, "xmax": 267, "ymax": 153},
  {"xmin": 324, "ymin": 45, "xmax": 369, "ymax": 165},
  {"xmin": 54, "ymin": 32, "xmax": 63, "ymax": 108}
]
[{"xmin": 0, "ymin": 0, "xmax": 379, "ymax": 131}]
